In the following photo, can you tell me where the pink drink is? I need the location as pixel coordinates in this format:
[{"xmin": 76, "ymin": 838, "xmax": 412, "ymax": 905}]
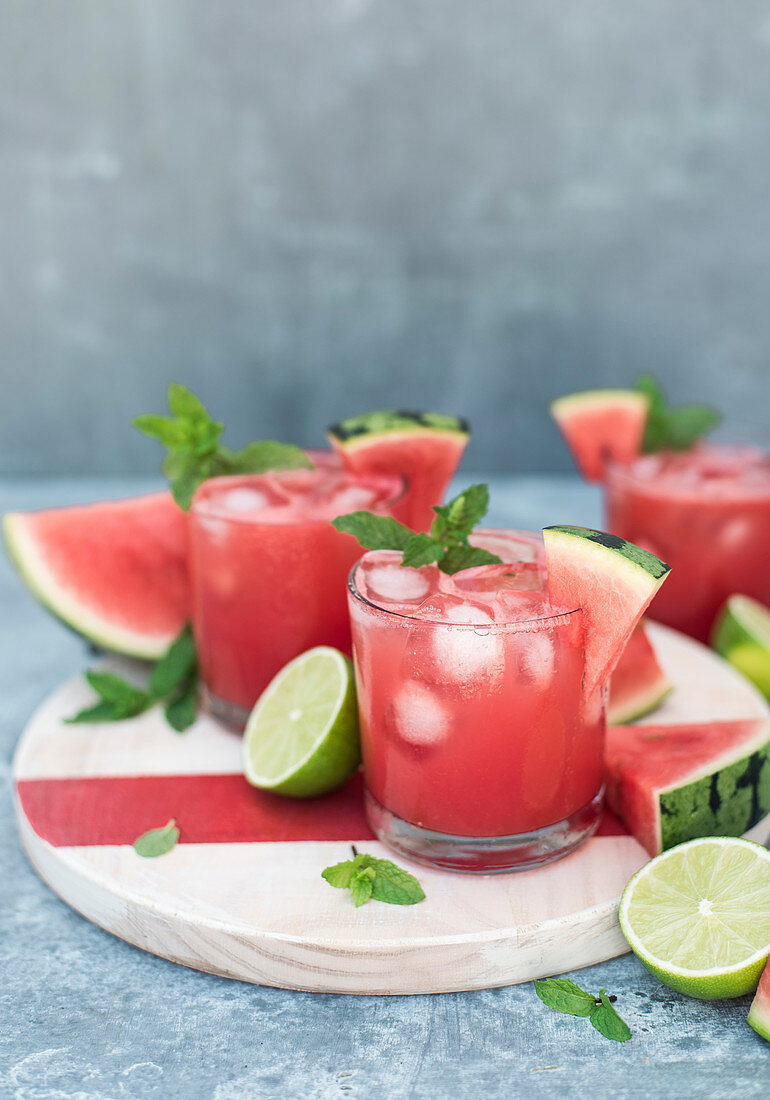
[
  {"xmin": 605, "ymin": 445, "xmax": 770, "ymax": 643},
  {"xmin": 189, "ymin": 454, "xmax": 402, "ymax": 726},
  {"xmin": 347, "ymin": 531, "xmax": 605, "ymax": 872}
]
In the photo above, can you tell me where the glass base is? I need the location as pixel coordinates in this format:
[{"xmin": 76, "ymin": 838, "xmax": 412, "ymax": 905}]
[
  {"xmin": 364, "ymin": 788, "xmax": 604, "ymax": 874},
  {"xmin": 203, "ymin": 688, "xmax": 251, "ymax": 732}
]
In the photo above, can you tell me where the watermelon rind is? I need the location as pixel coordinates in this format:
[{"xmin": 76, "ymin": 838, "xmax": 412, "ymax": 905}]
[
  {"xmin": 711, "ymin": 595, "xmax": 770, "ymax": 699},
  {"xmin": 748, "ymin": 961, "xmax": 770, "ymax": 1042},
  {"xmin": 608, "ymin": 622, "xmax": 672, "ymax": 725},
  {"xmin": 550, "ymin": 388, "xmax": 647, "ymax": 419},
  {"xmin": 327, "ymin": 409, "xmax": 469, "ymax": 445},
  {"xmin": 543, "ymin": 526, "xmax": 670, "ymax": 695},
  {"xmin": 608, "ymin": 677, "xmax": 672, "ymax": 726},
  {"xmin": 3, "ymin": 509, "xmax": 179, "ymax": 661}
]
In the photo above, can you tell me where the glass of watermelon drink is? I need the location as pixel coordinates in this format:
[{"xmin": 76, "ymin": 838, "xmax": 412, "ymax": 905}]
[
  {"xmin": 347, "ymin": 531, "xmax": 606, "ymax": 872},
  {"xmin": 605, "ymin": 445, "xmax": 770, "ymax": 643},
  {"xmin": 189, "ymin": 453, "xmax": 403, "ymax": 728}
]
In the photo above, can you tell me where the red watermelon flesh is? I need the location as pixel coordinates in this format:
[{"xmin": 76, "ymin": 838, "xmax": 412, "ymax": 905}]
[
  {"xmin": 605, "ymin": 718, "xmax": 770, "ymax": 855},
  {"xmin": 550, "ymin": 389, "xmax": 649, "ymax": 482},
  {"xmin": 327, "ymin": 411, "xmax": 469, "ymax": 532},
  {"xmin": 3, "ymin": 493, "xmax": 189, "ymax": 659},
  {"xmin": 748, "ymin": 958, "xmax": 770, "ymax": 1042},
  {"xmin": 608, "ymin": 621, "xmax": 671, "ymax": 725}
]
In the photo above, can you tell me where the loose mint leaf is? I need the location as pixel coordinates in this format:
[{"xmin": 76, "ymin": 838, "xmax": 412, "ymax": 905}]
[
  {"xmin": 635, "ymin": 373, "xmax": 720, "ymax": 452},
  {"xmin": 134, "ymin": 384, "xmax": 311, "ymax": 510},
  {"xmin": 534, "ymin": 978, "xmax": 596, "ymax": 1017},
  {"xmin": 438, "ymin": 545, "xmax": 501, "ymax": 575},
  {"xmin": 364, "ymin": 855, "xmax": 426, "ymax": 905},
  {"xmin": 150, "ymin": 624, "xmax": 196, "ymax": 699},
  {"xmin": 133, "ymin": 818, "xmax": 180, "ymax": 858},
  {"xmin": 589, "ymin": 991, "xmax": 632, "ymax": 1042},
  {"xmin": 401, "ymin": 533, "xmax": 443, "ymax": 568},
  {"xmin": 331, "ymin": 512, "xmax": 414, "ymax": 551},
  {"xmin": 164, "ymin": 677, "xmax": 198, "ymax": 733},
  {"xmin": 350, "ymin": 866, "xmax": 376, "ymax": 908},
  {"xmin": 69, "ymin": 671, "xmax": 153, "ymax": 720},
  {"xmin": 322, "ymin": 859, "xmax": 357, "ymax": 889},
  {"xmin": 228, "ymin": 440, "xmax": 312, "ymax": 475},
  {"xmin": 65, "ymin": 700, "xmax": 128, "ymax": 724}
]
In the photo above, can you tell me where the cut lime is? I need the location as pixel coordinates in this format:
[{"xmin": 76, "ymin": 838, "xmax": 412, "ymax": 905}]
[
  {"xmin": 711, "ymin": 595, "xmax": 770, "ymax": 699},
  {"xmin": 243, "ymin": 647, "xmax": 360, "ymax": 798},
  {"xmin": 619, "ymin": 837, "xmax": 770, "ymax": 1000}
]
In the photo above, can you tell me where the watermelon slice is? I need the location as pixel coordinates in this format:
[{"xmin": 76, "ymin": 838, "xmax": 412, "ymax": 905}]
[
  {"xmin": 608, "ymin": 620, "xmax": 672, "ymax": 725},
  {"xmin": 543, "ymin": 527, "xmax": 671, "ymax": 696},
  {"xmin": 605, "ymin": 718, "xmax": 770, "ymax": 855},
  {"xmin": 327, "ymin": 410, "xmax": 469, "ymax": 532},
  {"xmin": 748, "ymin": 958, "xmax": 770, "ymax": 1042},
  {"xmin": 550, "ymin": 389, "xmax": 648, "ymax": 482},
  {"xmin": 3, "ymin": 493, "xmax": 189, "ymax": 659}
]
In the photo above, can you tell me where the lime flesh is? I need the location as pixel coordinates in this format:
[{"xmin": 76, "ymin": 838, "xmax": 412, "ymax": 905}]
[
  {"xmin": 619, "ymin": 837, "xmax": 770, "ymax": 1000},
  {"xmin": 711, "ymin": 595, "xmax": 770, "ymax": 699},
  {"xmin": 243, "ymin": 647, "xmax": 360, "ymax": 798}
]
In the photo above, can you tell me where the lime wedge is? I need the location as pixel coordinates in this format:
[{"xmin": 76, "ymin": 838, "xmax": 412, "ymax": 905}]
[
  {"xmin": 711, "ymin": 595, "xmax": 770, "ymax": 699},
  {"xmin": 243, "ymin": 647, "xmax": 360, "ymax": 798},
  {"xmin": 619, "ymin": 837, "xmax": 770, "ymax": 1000}
]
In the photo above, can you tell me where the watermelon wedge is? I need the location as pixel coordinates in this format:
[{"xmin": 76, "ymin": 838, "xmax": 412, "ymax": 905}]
[
  {"xmin": 3, "ymin": 493, "xmax": 189, "ymax": 659},
  {"xmin": 608, "ymin": 620, "xmax": 672, "ymax": 725},
  {"xmin": 605, "ymin": 718, "xmax": 770, "ymax": 855},
  {"xmin": 543, "ymin": 527, "xmax": 671, "ymax": 696},
  {"xmin": 748, "ymin": 958, "xmax": 770, "ymax": 1042},
  {"xmin": 550, "ymin": 388, "xmax": 649, "ymax": 482},
  {"xmin": 327, "ymin": 410, "xmax": 469, "ymax": 532}
]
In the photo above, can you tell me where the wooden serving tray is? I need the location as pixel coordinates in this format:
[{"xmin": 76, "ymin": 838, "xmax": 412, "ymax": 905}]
[{"xmin": 13, "ymin": 624, "xmax": 770, "ymax": 995}]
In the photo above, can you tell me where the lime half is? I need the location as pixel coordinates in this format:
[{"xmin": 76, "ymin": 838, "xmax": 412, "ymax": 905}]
[
  {"xmin": 243, "ymin": 647, "xmax": 360, "ymax": 798},
  {"xmin": 711, "ymin": 595, "xmax": 770, "ymax": 699},
  {"xmin": 619, "ymin": 837, "xmax": 770, "ymax": 1000}
]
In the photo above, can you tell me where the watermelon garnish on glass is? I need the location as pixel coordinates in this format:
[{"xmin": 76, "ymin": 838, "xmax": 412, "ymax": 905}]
[
  {"xmin": 605, "ymin": 717, "xmax": 770, "ymax": 856},
  {"xmin": 749, "ymin": 958, "xmax": 770, "ymax": 1042},
  {"xmin": 550, "ymin": 389, "xmax": 649, "ymax": 482},
  {"xmin": 327, "ymin": 410, "xmax": 469, "ymax": 532},
  {"xmin": 3, "ymin": 493, "xmax": 189, "ymax": 659},
  {"xmin": 608, "ymin": 620, "xmax": 672, "ymax": 725}
]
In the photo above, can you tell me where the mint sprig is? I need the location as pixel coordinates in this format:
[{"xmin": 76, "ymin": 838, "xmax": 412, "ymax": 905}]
[
  {"xmin": 534, "ymin": 977, "xmax": 631, "ymax": 1042},
  {"xmin": 332, "ymin": 483, "xmax": 502, "ymax": 576},
  {"xmin": 65, "ymin": 624, "xmax": 199, "ymax": 732},
  {"xmin": 635, "ymin": 374, "xmax": 721, "ymax": 453},
  {"xmin": 134, "ymin": 383, "xmax": 313, "ymax": 509},
  {"xmin": 133, "ymin": 818, "xmax": 180, "ymax": 858},
  {"xmin": 322, "ymin": 852, "xmax": 426, "ymax": 907}
]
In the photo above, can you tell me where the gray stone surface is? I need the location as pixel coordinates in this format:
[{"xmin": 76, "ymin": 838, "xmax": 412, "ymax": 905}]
[
  {"xmin": 3, "ymin": 2, "xmax": 770, "ymax": 477},
  {"xmin": 2, "ymin": 476, "xmax": 770, "ymax": 1099}
]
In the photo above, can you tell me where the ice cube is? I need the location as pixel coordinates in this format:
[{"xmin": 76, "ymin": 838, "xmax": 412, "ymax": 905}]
[
  {"xmin": 220, "ymin": 488, "xmax": 271, "ymax": 513},
  {"xmin": 517, "ymin": 631, "xmax": 556, "ymax": 688},
  {"xmin": 330, "ymin": 485, "xmax": 380, "ymax": 514},
  {"xmin": 389, "ymin": 681, "xmax": 451, "ymax": 746},
  {"xmin": 417, "ymin": 597, "xmax": 506, "ymax": 683},
  {"xmin": 364, "ymin": 563, "xmax": 432, "ymax": 606}
]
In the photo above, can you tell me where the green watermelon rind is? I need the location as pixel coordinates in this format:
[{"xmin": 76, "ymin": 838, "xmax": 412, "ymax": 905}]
[
  {"xmin": 3, "ymin": 512, "xmax": 172, "ymax": 661},
  {"xmin": 327, "ymin": 409, "xmax": 469, "ymax": 445},
  {"xmin": 544, "ymin": 526, "xmax": 671, "ymax": 581}
]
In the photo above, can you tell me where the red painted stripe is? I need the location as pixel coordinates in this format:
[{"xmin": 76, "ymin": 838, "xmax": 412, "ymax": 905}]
[
  {"xmin": 16, "ymin": 772, "xmax": 375, "ymax": 847},
  {"xmin": 15, "ymin": 772, "xmax": 628, "ymax": 848}
]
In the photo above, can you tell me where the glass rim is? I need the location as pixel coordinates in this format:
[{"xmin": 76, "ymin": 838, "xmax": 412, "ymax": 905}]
[
  {"xmin": 347, "ymin": 530, "xmax": 581, "ymax": 632},
  {"xmin": 604, "ymin": 443, "xmax": 770, "ymax": 500},
  {"xmin": 189, "ymin": 449, "xmax": 407, "ymax": 526}
]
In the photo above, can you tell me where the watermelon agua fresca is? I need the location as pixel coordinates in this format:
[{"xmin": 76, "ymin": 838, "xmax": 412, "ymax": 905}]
[
  {"xmin": 748, "ymin": 958, "xmax": 770, "ymax": 1042},
  {"xmin": 605, "ymin": 717, "xmax": 770, "ymax": 856},
  {"xmin": 3, "ymin": 493, "xmax": 189, "ymax": 660},
  {"xmin": 608, "ymin": 620, "xmax": 672, "ymax": 725},
  {"xmin": 550, "ymin": 389, "xmax": 649, "ymax": 482},
  {"xmin": 327, "ymin": 410, "xmax": 469, "ymax": 532}
]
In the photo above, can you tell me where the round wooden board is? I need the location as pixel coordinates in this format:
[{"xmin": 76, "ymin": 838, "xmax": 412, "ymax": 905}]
[{"xmin": 13, "ymin": 623, "xmax": 770, "ymax": 995}]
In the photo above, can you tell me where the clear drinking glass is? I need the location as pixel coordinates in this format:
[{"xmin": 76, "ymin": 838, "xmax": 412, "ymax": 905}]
[
  {"xmin": 189, "ymin": 453, "xmax": 403, "ymax": 728},
  {"xmin": 347, "ymin": 530, "xmax": 605, "ymax": 873}
]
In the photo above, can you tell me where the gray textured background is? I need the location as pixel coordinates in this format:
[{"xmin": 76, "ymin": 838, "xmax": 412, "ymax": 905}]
[{"xmin": 2, "ymin": 0, "xmax": 770, "ymax": 476}]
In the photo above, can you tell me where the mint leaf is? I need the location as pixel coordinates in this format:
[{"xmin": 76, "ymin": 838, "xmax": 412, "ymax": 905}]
[
  {"xmin": 432, "ymin": 484, "xmax": 490, "ymax": 539},
  {"xmin": 150, "ymin": 624, "xmax": 196, "ymax": 699},
  {"xmin": 133, "ymin": 818, "xmax": 180, "ymax": 858},
  {"xmin": 401, "ymin": 533, "xmax": 444, "ymax": 568},
  {"xmin": 65, "ymin": 700, "xmax": 130, "ymax": 724},
  {"xmin": 534, "ymin": 978, "xmax": 595, "ymax": 1017},
  {"xmin": 164, "ymin": 677, "xmax": 198, "ymax": 733},
  {"xmin": 350, "ymin": 866, "xmax": 376, "ymax": 907},
  {"xmin": 134, "ymin": 383, "xmax": 311, "ymax": 510},
  {"xmin": 635, "ymin": 374, "xmax": 720, "ymax": 452},
  {"xmin": 590, "ymin": 990, "xmax": 632, "ymax": 1042},
  {"xmin": 331, "ymin": 512, "xmax": 414, "ymax": 551},
  {"xmin": 64, "ymin": 671, "xmax": 153, "ymax": 722},
  {"xmin": 438, "ymin": 545, "xmax": 501, "ymax": 575},
  {"xmin": 321, "ymin": 853, "xmax": 425, "ymax": 906}
]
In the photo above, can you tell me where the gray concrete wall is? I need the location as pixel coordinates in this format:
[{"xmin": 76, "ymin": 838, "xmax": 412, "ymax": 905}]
[{"xmin": 2, "ymin": 0, "xmax": 769, "ymax": 475}]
